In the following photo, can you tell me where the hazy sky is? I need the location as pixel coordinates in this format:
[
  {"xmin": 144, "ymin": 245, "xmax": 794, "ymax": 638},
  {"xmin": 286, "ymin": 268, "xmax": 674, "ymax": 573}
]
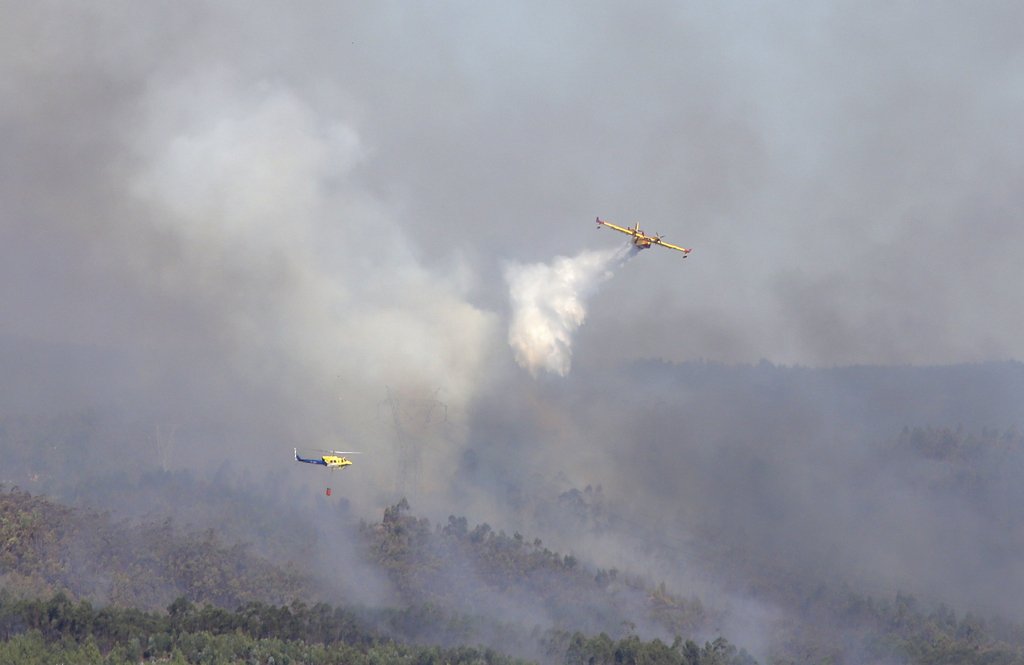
[{"xmin": 5, "ymin": 1, "xmax": 1024, "ymax": 379}]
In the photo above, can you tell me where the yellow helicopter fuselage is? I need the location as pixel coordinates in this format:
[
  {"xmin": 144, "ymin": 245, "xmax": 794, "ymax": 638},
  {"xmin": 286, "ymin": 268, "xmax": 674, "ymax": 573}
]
[{"xmin": 321, "ymin": 455, "xmax": 353, "ymax": 469}]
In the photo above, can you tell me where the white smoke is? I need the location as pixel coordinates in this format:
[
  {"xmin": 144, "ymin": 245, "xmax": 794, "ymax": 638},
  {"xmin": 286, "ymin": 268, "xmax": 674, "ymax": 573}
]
[
  {"xmin": 123, "ymin": 69, "xmax": 500, "ymax": 405},
  {"xmin": 111, "ymin": 68, "xmax": 503, "ymax": 515},
  {"xmin": 506, "ymin": 245, "xmax": 637, "ymax": 377}
]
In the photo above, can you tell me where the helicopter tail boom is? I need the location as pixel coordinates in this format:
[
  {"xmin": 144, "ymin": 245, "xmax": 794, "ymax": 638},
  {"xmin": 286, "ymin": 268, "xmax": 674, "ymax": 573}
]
[{"xmin": 294, "ymin": 448, "xmax": 328, "ymax": 466}]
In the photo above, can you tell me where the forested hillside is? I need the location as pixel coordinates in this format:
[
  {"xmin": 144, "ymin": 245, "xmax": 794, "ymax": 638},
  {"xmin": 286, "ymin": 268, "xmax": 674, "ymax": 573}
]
[
  {"xmin": 0, "ymin": 487, "xmax": 757, "ymax": 663},
  {"xmin": 0, "ymin": 591, "xmax": 758, "ymax": 665},
  {"xmin": 7, "ymin": 483, "xmax": 1024, "ymax": 664},
  {"xmin": 0, "ymin": 486, "xmax": 308, "ymax": 609},
  {"xmin": 7, "ymin": 363, "xmax": 1024, "ymax": 663},
  {"xmin": 0, "ymin": 592, "xmax": 532, "ymax": 665},
  {"xmin": 360, "ymin": 499, "xmax": 709, "ymax": 639}
]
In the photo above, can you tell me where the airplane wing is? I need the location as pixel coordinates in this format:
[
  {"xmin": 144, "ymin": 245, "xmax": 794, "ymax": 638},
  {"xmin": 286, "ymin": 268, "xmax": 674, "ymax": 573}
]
[
  {"xmin": 652, "ymin": 238, "xmax": 691, "ymax": 255},
  {"xmin": 596, "ymin": 218, "xmax": 634, "ymax": 236}
]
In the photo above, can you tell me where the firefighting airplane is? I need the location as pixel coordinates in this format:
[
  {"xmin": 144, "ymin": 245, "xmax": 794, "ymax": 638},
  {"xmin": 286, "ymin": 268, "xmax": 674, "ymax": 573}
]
[{"xmin": 596, "ymin": 218, "xmax": 691, "ymax": 255}]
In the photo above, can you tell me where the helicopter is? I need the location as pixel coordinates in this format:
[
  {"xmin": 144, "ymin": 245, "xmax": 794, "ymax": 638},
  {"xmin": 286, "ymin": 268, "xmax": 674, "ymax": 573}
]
[
  {"xmin": 294, "ymin": 448, "xmax": 361, "ymax": 495},
  {"xmin": 596, "ymin": 217, "xmax": 691, "ymax": 255}
]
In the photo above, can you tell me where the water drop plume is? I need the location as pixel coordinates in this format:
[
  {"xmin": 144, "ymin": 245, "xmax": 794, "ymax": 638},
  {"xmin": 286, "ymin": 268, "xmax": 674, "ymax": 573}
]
[{"xmin": 505, "ymin": 244, "xmax": 636, "ymax": 377}]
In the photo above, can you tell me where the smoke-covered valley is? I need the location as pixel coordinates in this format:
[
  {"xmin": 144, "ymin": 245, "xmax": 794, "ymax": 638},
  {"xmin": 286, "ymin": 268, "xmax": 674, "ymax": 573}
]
[{"xmin": 7, "ymin": 356, "xmax": 1024, "ymax": 662}]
